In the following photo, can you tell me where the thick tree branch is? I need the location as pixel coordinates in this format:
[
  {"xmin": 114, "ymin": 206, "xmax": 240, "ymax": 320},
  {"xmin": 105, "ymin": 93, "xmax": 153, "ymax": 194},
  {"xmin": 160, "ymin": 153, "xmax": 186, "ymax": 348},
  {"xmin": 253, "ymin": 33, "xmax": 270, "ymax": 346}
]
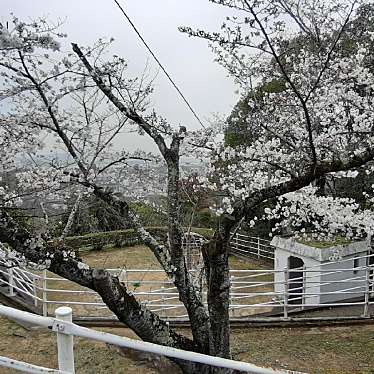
[
  {"xmin": 0, "ymin": 209, "xmax": 198, "ymax": 367},
  {"xmin": 91, "ymin": 185, "xmax": 174, "ymax": 276},
  {"xmin": 71, "ymin": 43, "xmax": 169, "ymax": 157},
  {"xmin": 60, "ymin": 192, "xmax": 83, "ymax": 240},
  {"xmin": 230, "ymin": 146, "xmax": 374, "ymax": 228}
]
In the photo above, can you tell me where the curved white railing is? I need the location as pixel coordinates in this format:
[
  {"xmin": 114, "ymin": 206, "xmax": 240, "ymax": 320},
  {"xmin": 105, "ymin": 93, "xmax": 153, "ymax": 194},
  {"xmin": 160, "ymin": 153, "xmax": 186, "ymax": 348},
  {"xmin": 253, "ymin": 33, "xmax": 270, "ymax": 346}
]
[
  {"xmin": 0, "ymin": 305, "xmax": 302, "ymax": 374},
  {"xmin": 0, "ymin": 244, "xmax": 373, "ymax": 320}
]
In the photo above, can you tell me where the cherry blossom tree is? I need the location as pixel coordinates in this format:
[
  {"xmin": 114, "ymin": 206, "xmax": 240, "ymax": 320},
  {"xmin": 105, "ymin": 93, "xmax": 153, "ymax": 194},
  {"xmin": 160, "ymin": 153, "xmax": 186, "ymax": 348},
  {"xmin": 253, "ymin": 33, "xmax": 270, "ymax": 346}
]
[{"xmin": 1, "ymin": 2, "xmax": 374, "ymax": 373}]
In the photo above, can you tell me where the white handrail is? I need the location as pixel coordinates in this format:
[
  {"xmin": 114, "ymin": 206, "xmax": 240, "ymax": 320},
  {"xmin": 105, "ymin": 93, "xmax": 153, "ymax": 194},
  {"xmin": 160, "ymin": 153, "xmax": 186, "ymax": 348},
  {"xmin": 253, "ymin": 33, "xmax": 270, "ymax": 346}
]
[
  {"xmin": 0, "ymin": 305, "xmax": 303, "ymax": 374},
  {"xmin": 0, "ymin": 356, "xmax": 68, "ymax": 374}
]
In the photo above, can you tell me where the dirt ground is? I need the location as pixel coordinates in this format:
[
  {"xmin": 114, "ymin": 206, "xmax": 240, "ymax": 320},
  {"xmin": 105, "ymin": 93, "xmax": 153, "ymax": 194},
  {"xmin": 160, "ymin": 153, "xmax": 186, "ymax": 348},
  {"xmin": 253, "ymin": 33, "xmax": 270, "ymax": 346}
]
[
  {"xmin": 0, "ymin": 316, "xmax": 159, "ymax": 374},
  {"xmin": 231, "ymin": 324, "xmax": 374, "ymax": 374},
  {"xmin": 0, "ymin": 315, "xmax": 373, "ymax": 373}
]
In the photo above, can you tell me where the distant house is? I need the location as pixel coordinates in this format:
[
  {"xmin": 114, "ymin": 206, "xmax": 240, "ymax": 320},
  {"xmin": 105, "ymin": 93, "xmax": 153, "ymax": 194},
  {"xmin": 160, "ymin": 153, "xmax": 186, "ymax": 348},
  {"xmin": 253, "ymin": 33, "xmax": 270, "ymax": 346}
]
[{"xmin": 271, "ymin": 236, "xmax": 373, "ymax": 308}]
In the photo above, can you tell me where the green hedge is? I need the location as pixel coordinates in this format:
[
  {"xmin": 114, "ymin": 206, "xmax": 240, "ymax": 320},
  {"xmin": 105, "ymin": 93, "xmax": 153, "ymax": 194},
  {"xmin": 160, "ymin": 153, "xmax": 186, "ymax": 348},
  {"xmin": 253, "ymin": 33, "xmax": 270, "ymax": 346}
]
[
  {"xmin": 186, "ymin": 228, "xmax": 214, "ymax": 239},
  {"xmin": 64, "ymin": 227, "xmax": 213, "ymax": 251}
]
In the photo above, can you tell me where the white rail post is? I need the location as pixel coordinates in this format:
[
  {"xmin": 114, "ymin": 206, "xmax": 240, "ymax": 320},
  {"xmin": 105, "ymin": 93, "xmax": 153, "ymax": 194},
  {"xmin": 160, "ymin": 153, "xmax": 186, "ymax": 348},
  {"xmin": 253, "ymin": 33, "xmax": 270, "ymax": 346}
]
[
  {"xmin": 7, "ymin": 267, "xmax": 15, "ymax": 297},
  {"xmin": 363, "ymin": 266, "xmax": 370, "ymax": 318},
  {"xmin": 33, "ymin": 275, "xmax": 38, "ymax": 307},
  {"xmin": 283, "ymin": 267, "xmax": 289, "ymax": 319},
  {"xmin": 123, "ymin": 268, "xmax": 127, "ymax": 286},
  {"xmin": 55, "ymin": 307, "xmax": 75, "ymax": 374},
  {"xmin": 301, "ymin": 265, "xmax": 306, "ymax": 310},
  {"xmin": 202, "ymin": 284, "xmax": 207, "ymax": 309},
  {"xmin": 41, "ymin": 269, "xmax": 48, "ymax": 317},
  {"xmin": 257, "ymin": 238, "xmax": 260, "ymax": 259},
  {"xmin": 230, "ymin": 275, "xmax": 235, "ymax": 318},
  {"xmin": 161, "ymin": 286, "xmax": 165, "ymax": 318}
]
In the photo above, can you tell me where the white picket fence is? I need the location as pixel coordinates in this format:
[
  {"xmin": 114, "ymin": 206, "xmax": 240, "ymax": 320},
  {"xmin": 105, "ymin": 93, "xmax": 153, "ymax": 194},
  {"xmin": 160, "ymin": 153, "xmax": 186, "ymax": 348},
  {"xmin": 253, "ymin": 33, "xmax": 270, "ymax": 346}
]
[
  {"xmin": 0, "ymin": 251, "xmax": 373, "ymax": 321},
  {"xmin": 0, "ymin": 305, "xmax": 304, "ymax": 374}
]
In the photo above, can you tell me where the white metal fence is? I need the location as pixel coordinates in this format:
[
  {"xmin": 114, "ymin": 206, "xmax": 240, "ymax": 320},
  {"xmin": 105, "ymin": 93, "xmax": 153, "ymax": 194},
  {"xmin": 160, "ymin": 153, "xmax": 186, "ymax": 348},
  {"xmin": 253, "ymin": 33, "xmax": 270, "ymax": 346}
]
[
  {"xmin": 0, "ymin": 262, "xmax": 40, "ymax": 307},
  {"xmin": 0, "ymin": 305, "xmax": 304, "ymax": 374},
  {"xmin": 0, "ymin": 252, "xmax": 373, "ymax": 321},
  {"xmin": 229, "ymin": 233, "xmax": 275, "ymax": 261}
]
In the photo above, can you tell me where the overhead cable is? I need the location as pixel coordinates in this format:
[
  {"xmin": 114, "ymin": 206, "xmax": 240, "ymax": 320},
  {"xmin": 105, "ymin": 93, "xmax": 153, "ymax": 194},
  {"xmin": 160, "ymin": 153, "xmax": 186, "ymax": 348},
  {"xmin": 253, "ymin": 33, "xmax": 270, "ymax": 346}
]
[{"xmin": 112, "ymin": 0, "xmax": 206, "ymax": 129}]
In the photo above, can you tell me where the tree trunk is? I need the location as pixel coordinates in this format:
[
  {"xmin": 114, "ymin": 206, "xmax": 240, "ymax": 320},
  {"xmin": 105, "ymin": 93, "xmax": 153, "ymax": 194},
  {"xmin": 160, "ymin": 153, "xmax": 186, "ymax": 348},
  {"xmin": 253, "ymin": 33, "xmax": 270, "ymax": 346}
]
[
  {"xmin": 203, "ymin": 236, "xmax": 231, "ymax": 361},
  {"xmin": 165, "ymin": 147, "xmax": 211, "ymax": 355},
  {"xmin": 60, "ymin": 193, "xmax": 83, "ymax": 240}
]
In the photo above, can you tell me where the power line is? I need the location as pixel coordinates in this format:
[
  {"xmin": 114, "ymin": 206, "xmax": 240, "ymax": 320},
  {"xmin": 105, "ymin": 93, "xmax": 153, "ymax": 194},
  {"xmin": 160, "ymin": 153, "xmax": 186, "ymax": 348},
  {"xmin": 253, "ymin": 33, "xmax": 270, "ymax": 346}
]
[{"xmin": 112, "ymin": 0, "xmax": 206, "ymax": 129}]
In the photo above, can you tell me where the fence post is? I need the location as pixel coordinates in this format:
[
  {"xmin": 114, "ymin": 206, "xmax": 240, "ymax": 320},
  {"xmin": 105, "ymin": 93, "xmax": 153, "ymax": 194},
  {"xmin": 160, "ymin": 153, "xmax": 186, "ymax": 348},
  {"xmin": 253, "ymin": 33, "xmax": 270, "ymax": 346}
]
[
  {"xmin": 55, "ymin": 307, "xmax": 75, "ymax": 374},
  {"xmin": 41, "ymin": 270, "xmax": 48, "ymax": 317},
  {"xmin": 202, "ymin": 284, "xmax": 207, "ymax": 309},
  {"xmin": 33, "ymin": 275, "xmax": 38, "ymax": 307},
  {"xmin": 363, "ymin": 266, "xmax": 370, "ymax": 318},
  {"xmin": 161, "ymin": 286, "xmax": 165, "ymax": 318},
  {"xmin": 122, "ymin": 268, "xmax": 127, "ymax": 286},
  {"xmin": 257, "ymin": 238, "xmax": 260, "ymax": 259},
  {"xmin": 7, "ymin": 268, "xmax": 15, "ymax": 297},
  {"xmin": 302, "ymin": 265, "xmax": 306, "ymax": 310},
  {"xmin": 230, "ymin": 275, "xmax": 234, "ymax": 318},
  {"xmin": 283, "ymin": 267, "xmax": 289, "ymax": 319}
]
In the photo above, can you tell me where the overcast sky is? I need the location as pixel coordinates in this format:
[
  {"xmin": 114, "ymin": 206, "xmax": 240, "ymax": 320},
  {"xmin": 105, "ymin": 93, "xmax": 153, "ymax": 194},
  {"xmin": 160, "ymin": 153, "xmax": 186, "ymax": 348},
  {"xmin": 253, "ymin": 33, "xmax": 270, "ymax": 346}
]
[{"xmin": 1, "ymin": 0, "xmax": 239, "ymax": 151}]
